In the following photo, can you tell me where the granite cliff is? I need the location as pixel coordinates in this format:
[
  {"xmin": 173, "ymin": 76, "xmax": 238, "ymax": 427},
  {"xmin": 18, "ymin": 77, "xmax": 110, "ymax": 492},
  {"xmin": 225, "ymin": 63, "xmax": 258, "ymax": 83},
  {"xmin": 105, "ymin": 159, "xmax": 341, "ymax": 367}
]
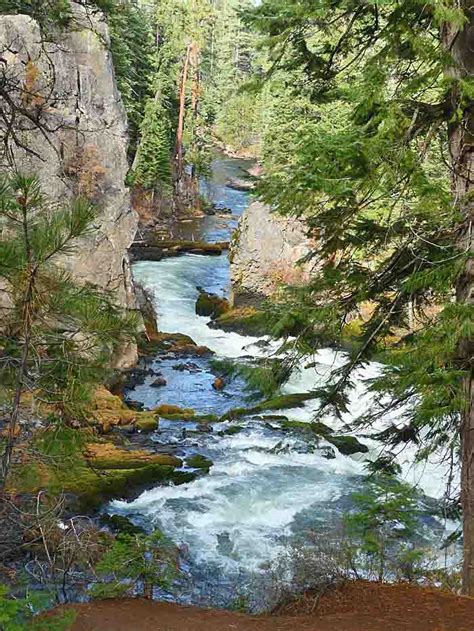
[{"xmin": 0, "ymin": 3, "xmax": 138, "ymax": 365}]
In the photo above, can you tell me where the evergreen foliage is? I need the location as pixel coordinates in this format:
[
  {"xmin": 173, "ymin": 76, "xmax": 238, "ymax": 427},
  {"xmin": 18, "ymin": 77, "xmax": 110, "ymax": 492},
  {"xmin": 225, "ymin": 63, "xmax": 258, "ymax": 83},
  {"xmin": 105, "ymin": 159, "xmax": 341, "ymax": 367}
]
[
  {"xmin": 90, "ymin": 531, "xmax": 177, "ymax": 599},
  {"xmin": 345, "ymin": 475, "xmax": 426, "ymax": 582},
  {"xmin": 246, "ymin": 0, "xmax": 472, "ymax": 478},
  {"xmin": 108, "ymin": 1, "xmax": 155, "ymax": 160},
  {"xmin": 0, "ymin": 0, "xmax": 116, "ymax": 26},
  {"xmin": 0, "ymin": 174, "xmax": 137, "ymax": 480},
  {"xmin": 0, "ymin": 585, "xmax": 75, "ymax": 630},
  {"xmin": 132, "ymin": 99, "xmax": 173, "ymax": 192}
]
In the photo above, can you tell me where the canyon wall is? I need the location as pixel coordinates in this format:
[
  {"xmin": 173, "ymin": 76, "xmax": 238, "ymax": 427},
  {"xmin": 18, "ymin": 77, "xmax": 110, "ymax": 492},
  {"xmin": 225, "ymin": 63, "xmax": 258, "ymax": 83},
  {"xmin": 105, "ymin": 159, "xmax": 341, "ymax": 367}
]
[
  {"xmin": 0, "ymin": 3, "xmax": 138, "ymax": 366},
  {"xmin": 230, "ymin": 201, "xmax": 315, "ymax": 299}
]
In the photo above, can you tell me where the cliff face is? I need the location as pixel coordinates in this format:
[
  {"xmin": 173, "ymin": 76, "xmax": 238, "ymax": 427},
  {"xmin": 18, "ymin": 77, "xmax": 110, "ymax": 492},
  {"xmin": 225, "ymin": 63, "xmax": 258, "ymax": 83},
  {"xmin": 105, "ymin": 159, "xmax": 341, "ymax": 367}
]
[
  {"xmin": 0, "ymin": 4, "xmax": 138, "ymax": 366},
  {"xmin": 230, "ymin": 201, "xmax": 315, "ymax": 299}
]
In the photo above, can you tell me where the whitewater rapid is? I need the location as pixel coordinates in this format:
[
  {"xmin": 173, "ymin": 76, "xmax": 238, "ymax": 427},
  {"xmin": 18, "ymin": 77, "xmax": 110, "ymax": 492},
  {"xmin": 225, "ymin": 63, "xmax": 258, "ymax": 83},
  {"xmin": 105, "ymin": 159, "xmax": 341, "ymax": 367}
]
[{"xmin": 110, "ymin": 158, "xmax": 456, "ymax": 608}]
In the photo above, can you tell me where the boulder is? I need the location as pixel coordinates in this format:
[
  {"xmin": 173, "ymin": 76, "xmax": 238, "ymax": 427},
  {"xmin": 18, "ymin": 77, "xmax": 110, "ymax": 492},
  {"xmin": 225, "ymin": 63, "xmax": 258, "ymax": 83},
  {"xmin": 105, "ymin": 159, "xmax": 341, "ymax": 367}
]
[
  {"xmin": 212, "ymin": 377, "xmax": 226, "ymax": 391},
  {"xmin": 151, "ymin": 377, "xmax": 167, "ymax": 388},
  {"xmin": 195, "ymin": 289, "xmax": 230, "ymax": 318},
  {"xmin": 231, "ymin": 201, "xmax": 316, "ymax": 299}
]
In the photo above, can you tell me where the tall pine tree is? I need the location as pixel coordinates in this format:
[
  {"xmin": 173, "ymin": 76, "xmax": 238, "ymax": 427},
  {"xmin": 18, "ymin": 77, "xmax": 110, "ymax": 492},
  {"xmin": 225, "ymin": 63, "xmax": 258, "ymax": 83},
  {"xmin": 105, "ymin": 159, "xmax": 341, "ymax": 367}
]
[{"xmin": 248, "ymin": 0, "xmax": 474, "ymax": 592}]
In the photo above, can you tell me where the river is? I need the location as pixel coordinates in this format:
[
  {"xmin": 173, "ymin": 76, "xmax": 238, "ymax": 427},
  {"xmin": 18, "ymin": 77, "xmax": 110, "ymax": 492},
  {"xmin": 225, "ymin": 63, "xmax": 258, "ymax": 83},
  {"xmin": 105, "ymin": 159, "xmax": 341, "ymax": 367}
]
[{"xmin": 110, "ymin": 156, "xmax": 456, "ymax": 610}]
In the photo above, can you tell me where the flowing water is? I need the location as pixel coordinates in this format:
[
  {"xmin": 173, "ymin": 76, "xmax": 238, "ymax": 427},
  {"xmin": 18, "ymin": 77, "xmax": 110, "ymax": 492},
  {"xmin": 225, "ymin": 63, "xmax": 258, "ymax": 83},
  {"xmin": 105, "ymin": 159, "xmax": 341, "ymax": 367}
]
[{"xmin": 110, "ymin": 156, "xmax": 456, "ymax": 609}]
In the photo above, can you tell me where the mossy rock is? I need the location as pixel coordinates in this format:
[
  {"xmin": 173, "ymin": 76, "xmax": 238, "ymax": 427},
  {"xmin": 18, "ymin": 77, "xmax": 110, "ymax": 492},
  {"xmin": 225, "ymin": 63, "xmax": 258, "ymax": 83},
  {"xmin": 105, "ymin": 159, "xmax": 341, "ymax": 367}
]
[
  {"xmin": 88, "ymin": 386, "xmax": 159, "ymax": 434},
  {"xmin": 196, "ymin": 289, "xmax": 230, "ymax": 318},
  {"xmin": 8, "ymin": 427, "xmax": 185, "ymax": 511},
  {"xmin": 138, "ymin": 332, "xmax": 197, "ymax": 355},
  {"xmin": 220, "ymin": 393, "xmax": 314, "ymax": 421},
  {"xmin": 194, "ymin": 413, "xmax": 220, "ymax": 423},
  {"xmin": 257, "ymin": 393, "xmax": 314, "ymax": 411},
  {"xmin": 135, "ymin": 415, "xmax": 159, "ymax": 432},
  {"xmin": 281, "ymin": 419, "xmax": 368, "ymax": 456},
  {"xmin": 210, "ymin": 306, "xmax": 269, "ymax": 336},
  {"xmin": 220, "ymin": 425, "xmax": 244, "ymax": 436},
  {"xmin": 100, "ymin": 513, "xmax": 146, "ymax": 535},
  {"xmin": 327, "ymin": 435, "xmax": 369, "ymax": 455},
  {"xmin": 185, "ymin": 454, "xmax": 213, "ymax": 471},
  {"xmin": 154, "ymin": 404, "xmax": 196, "ymax": 421},
  {"xmin": 84, "ymin": 443, "xmax": 181, "ymax": 469}
]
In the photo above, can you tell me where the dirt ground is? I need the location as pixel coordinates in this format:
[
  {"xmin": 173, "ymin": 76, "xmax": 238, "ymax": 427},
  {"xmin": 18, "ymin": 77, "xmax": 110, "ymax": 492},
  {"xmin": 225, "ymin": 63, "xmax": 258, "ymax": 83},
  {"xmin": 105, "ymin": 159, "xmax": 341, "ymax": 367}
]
[{"xmin": 62, "ymin": 581, "xmax": 474, "ymax": 631}]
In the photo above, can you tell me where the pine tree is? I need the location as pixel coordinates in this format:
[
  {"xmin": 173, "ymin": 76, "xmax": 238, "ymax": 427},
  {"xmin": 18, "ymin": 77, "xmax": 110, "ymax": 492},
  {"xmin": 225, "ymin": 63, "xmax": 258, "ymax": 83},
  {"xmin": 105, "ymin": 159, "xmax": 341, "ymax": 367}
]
[
  {"xmin": 108, "ymin": 0, "xmax": 155, "ymax": 161},
  {"xmin": 132, "ymin": 98, "xmax": 172, "ymax": 193},
  {"xmin": 248, "ymin": 0, "xmax": 473, "ymax": 591},
  {"xmin": 0, "ymin": 174, "xmax": 137, "ymax": 486}
]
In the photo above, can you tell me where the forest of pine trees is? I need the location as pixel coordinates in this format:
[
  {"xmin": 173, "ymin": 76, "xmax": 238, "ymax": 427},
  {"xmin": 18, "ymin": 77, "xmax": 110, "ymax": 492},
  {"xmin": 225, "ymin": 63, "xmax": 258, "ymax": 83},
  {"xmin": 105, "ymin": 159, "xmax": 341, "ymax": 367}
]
[{"xmin": 0, "ymin": 0, "xmax": 473, "ymax": 627}]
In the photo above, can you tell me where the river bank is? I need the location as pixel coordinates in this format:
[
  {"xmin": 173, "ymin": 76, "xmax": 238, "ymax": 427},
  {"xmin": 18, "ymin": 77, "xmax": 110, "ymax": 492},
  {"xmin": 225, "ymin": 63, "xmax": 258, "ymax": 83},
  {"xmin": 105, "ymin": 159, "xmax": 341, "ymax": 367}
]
[{"xmin": 57, "ymin": 581, "xmax": 474, "ymax": 631}]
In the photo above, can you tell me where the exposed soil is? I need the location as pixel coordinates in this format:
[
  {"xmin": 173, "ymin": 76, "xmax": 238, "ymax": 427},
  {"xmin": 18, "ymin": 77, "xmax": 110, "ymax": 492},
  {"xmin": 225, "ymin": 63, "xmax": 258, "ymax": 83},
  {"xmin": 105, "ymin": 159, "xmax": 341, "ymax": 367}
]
[{"xmin": 61, "ymin": 581, "xmax": 474, "ymax": 631}]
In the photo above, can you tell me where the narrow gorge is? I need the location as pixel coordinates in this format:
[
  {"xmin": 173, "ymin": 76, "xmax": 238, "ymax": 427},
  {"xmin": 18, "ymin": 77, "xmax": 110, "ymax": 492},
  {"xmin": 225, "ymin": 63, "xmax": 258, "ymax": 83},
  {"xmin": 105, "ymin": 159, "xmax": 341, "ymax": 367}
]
[{"xmin": 0, "ymin": 2, "xmax": 472, "ymax": 630}]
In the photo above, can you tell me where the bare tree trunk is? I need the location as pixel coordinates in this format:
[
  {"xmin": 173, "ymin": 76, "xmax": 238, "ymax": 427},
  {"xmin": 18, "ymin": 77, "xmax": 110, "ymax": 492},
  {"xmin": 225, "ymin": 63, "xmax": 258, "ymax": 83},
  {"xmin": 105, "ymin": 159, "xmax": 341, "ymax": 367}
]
[
  {"xmin": 175, "ymin": 43, "xmax": 192, "ymax": 184},
  {"xmin": 443, "ymin": 3, "xmax": 474, "ymax": 595}
]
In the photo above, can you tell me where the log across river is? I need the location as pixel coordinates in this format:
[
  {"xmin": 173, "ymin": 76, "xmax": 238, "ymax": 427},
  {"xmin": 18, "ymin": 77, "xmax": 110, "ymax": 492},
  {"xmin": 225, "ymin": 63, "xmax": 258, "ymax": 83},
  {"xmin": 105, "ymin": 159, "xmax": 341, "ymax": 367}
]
[{"xmin": 109, "ymin": 156, "xmax": 456, "ymax": 611}]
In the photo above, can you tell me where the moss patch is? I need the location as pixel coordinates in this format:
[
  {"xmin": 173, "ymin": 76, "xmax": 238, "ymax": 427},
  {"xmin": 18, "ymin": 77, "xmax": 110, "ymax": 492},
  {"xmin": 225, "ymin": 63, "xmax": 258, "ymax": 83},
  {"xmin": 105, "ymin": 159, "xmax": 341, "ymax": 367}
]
[
  {"xmin": 220, "ymin": 392, "xmax": 314, "ymax": 421},
  {"xmin": 210, "ymin": 306, "xmax": 269, "ymax": 336},
  {"xmin": 8, "ymin": 426, "xmax": 185, "ymax": 511},
  {"xmin": 88, "ymin": 386, "xmax": 158, "ymax": 433},
  {"xmin": 185, "ymin": 454, "xmax": 213, "ymax": 471}
]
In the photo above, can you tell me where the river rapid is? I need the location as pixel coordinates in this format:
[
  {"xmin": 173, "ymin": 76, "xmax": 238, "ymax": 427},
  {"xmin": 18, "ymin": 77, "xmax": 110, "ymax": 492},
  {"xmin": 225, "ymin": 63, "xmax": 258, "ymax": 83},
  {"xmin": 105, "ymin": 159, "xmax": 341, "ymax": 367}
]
[{"xmin": 110, "ymin": 157, "xmax": 456, "ymax": 610}]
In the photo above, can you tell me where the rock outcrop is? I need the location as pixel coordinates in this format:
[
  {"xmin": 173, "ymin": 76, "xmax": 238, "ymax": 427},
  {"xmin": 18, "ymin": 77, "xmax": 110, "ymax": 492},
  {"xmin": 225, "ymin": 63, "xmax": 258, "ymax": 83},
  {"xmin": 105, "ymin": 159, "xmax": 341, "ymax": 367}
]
[
  {"xmin": 230, "ymin": 201, "xmax": 315, "ymax": 298},
  {"xmin": 0, "ymin": 4, "xmax": 138, "ymax": 364}
]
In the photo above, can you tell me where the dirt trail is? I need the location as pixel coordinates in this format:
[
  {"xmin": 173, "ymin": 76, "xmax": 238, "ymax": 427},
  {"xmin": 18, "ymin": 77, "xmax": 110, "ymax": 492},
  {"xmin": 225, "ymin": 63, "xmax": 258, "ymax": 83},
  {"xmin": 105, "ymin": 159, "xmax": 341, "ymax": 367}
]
[{"xmin": 63, "ymin": 582, "xmax": 474, "ymax": 631}]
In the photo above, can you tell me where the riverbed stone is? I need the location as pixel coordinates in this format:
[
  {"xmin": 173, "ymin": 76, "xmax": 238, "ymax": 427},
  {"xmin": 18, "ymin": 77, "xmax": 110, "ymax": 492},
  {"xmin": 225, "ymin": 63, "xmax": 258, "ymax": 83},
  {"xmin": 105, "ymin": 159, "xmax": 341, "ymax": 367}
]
[
  {"xmin": 151, "ymin": 377, "xmax": 167, "ymax": 387},
  {"xmin": 212, "ymin": 377, "xmax": 226, "ymax": 391}
]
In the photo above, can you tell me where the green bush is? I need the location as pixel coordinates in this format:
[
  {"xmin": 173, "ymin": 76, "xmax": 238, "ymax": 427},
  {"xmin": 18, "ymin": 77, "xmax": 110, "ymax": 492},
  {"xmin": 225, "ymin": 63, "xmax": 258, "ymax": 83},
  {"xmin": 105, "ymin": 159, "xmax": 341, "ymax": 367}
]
[
  {"xmin": 90, "ymin": 531, "xmax": 178, "ymax": 599},
  {"xmin": 0, "ymin": 586, "xmax": 75, "ymax": 631}
]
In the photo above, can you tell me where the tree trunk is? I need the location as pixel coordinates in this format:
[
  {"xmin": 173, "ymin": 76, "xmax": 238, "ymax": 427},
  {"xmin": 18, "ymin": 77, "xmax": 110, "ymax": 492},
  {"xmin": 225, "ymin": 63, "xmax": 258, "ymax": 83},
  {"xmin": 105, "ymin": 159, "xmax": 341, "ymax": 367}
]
[
  {"xmin": 175, "ymin": 43, "xmax": 192, "ymax": 184},
  {"xmin": 443, "ymin": 3, "xmax": 474, "ymax": 595}
]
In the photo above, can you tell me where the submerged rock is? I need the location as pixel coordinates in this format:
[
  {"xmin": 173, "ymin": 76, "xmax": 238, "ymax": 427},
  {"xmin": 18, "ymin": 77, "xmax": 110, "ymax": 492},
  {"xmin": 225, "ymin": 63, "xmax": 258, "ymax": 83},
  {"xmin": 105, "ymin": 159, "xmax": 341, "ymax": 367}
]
[
  {"xmin": 151, "ymin": 377, "xmax": 167, "ymax": 388},
  {"xmin": 212, "ymin": 377, "xmax": 226, "ymax": 391},
  {"xmin": 219, "ymin": 425, "xmax": 244, "ymax": 436},
  {"xmin": 196, "ymin": 423, "xmax": 213, "ymax": 434},
  {"xmin": 185, "ymin": 454, "xmax": 213, "ymax": 471},
  {"xmin": 319, "ymin": 446, "xmax": 337, "ymax": 460}
]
